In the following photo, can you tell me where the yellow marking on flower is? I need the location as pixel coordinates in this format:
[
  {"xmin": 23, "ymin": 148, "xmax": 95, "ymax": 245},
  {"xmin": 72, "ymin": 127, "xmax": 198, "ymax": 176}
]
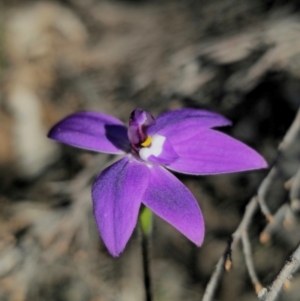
[{"xmin": 141, "ymin": 136, "xmax": 152, "ymax": 147}]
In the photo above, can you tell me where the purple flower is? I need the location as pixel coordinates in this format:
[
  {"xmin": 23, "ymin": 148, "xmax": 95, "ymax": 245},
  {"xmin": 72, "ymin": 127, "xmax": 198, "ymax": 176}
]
[{"xmin": 48, "ymin": 108, "xmax": 267, "ymax": 256}]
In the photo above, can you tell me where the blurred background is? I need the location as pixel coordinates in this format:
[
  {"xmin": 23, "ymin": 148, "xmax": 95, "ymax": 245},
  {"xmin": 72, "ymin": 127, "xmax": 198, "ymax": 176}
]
[{"xmin": 1, "ymin": 0, "xmax": 300, "ymax": 300}]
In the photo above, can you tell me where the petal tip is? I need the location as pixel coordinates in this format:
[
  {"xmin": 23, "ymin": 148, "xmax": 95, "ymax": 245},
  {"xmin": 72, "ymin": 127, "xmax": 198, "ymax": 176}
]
[
  {"xmin": 261, "ymin": 159, "xmax": 268, "ymax": 169},
  {"xmin": 47, "ymin": 125, "xmax": 59, "ymax": 140},
  {"xmin": 100, "ymin": 237, "xmax": 124, "ymax": 257},
  {"xmin": 192, "ymin": 225, "xmax": 205, "ymax": 247},
  {"xmin": 250, "ymin": 154, "xmax": 268, "ymax": 170},
  {"xmin": 195, "ymin": 241, "xmax": 203, "ymax": 248},
  {"xmin": 108, "ymin": 248, "xmax": 122, "ymax": 257},
  {"xmin": 186, "ymin": 231, "xmax": 204, "ymax": 247}
]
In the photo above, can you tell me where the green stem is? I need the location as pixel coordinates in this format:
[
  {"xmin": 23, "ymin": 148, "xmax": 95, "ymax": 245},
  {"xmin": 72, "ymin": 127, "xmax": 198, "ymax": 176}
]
[
  {"xmin": 139, "ymin": 207, "xmax": 153, "ymax": 301},
  {"xmin": 141, "ymin": 230, "xmax": 152, "ymax": 301}
]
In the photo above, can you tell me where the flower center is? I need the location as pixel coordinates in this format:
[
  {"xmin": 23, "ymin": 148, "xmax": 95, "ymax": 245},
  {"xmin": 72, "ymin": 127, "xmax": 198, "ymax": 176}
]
[
  {"xmin": 127, "ymin": 108, "xmax": 156, "ymax": 153},
  {"xmin": 141, "ymin": 136, "xmax": 152, "ymax": 147},
  {"xmin": 139, "ymin": 134, "xmax": 165, "ymax": 161}
]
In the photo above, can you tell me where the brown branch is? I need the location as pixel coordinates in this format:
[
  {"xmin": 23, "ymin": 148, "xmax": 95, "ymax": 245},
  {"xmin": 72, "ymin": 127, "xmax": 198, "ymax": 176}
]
[
  {"xmin": 290, "ymin": 166, "xmax": 300, "ymax": 212},
  {"xmin": 201, "ymin": 253, "xmax": 226, "ymax": 301},
  {"xmin": 259, "ymin": 242, "xmax": 300, "ymax": 301},
  {"xmin": 260, "ymin": 204, "xmax": 288, "ymax": 245},
  {"xmin": 283, "ymin": 205, "xmax": 297, "ymax": 230},
  {"xmin": 202, "ymin": 197, "xmax": 259, "ymax": 301},
  {"xmin": 201, "ymin": 108, "xmax": 300, "ymax": 301},
  {"xmin": 257, "ymin": 166, "xmax": 278, "ymax": 223},
  {"xmin": 241, "ymin": 230, "xmax": 263, "ymax": 294}
]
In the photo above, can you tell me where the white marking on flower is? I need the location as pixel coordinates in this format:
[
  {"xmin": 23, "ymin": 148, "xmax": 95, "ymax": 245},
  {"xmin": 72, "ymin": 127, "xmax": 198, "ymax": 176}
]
[{"xmin": 139, "ymin": 134, "xmax": 165, "ymax": 161}]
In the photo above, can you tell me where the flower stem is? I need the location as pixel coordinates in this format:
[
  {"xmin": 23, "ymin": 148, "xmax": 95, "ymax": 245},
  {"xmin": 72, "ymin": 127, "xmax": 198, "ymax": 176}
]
[
  {"xmin": 139, "ymin": 207, "xmax": 153, "ymax": 301},
  {"xmin": 141, "ymin": 230, "xmax": 152, "ymax": 301}
]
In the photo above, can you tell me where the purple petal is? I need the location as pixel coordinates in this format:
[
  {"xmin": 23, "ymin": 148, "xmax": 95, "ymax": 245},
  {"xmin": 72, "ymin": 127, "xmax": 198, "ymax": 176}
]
[
  {"xmin": 48, "ymin": 111, "xmax": 129, "ymax": 154},
  {"xmin": 148, "ymin": 109, "xmax": 231, "ymax": 136},
  {"xmin": 142, "ymin": 165, "xmax": 204, "ymax": 246},
  {"xmin": 139, "ymin": 135, "xmax": 179, "ymax": 165},
  {"xmin": 166, "ymin": 129, "xmax": 267, "ymax": 175},
  {"xmin": 92, "ymin": 156, "xmax": 150, "ymax": 256}
]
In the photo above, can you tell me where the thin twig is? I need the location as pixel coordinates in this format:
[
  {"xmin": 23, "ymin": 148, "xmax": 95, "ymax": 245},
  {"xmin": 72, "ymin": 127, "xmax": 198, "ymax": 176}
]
[
  {"xmin": 202, "ymin": 108, "xmax": 300, "ymax": 301},
  {"xmin": 283, "ymin": 205, "xmax": 297, "ymax": 230},
  {"xmin": 257, "ymin": 167, "xmax": 277, "ymax": 223},
  {"xmin": 260, "ymin": 204, "xmax": 288, "ymax": 245},
  {"xmin": 259, "ymin": 242, "xmax": 300, "ymax": 301},
  {"xmin": 201, "ymin": 255, "xmax": 225, "ymax": 301},
  {"xmin": 290, "ymin": 166, "xmax": 300, "ymax": 212},
  {"xmin": 257, "ymin": 196, "xmax": 273, "ymax": 222},
  {"xmin": 242, "ymin": 230, "xmax": 263, "ymax": 294},
  {"xmin": 278, "ymin": 109, "xmax": 300, "ymax": 150},
  {"xmin": 202, "ymin": 197, "xmax": 258, "ymax": 301}
]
